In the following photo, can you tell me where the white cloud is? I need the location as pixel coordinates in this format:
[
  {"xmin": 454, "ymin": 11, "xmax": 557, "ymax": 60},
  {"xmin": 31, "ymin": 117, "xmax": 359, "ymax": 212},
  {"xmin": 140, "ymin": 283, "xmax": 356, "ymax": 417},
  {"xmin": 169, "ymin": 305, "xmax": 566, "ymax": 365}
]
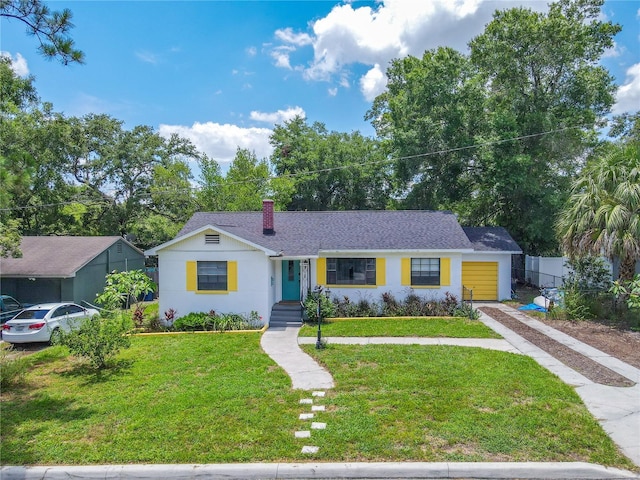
[
  {"xmin": 159, "ymin": 122, "xmax": 273, "ymax": 164},
  {"xmin": 250, "ymin": 106, "xmax": 305, "ymax": 124},
  {"xmin": 1, "ymin": 51, "xmax": 29, "ymax": 76},
  {"xmin": 246, "ymin": 46, "xmax": 257, "ymax": 56},
  {"xmin": 328, "ymin": 87, "xmax": 338, "ymax": 97},
  {"xmin": 273, "ymin": 0, "xmax": 546, "ymax": 100},
  {"xmin": 613, "ymin": 63, "xmax": 640, "ymax": 114},
  {"xmin": 275, "ymin": 27, "xmax": 313, "ymax": 46},
  {"xmin": 360, "ymin": 64, "xmax": 387, "ymax": 101},
  {"xmin": 602, "ymin": 41, "xmax": 622, "ymax": 58},
  {"xmin": 271, "ymin": 46, "xmax": 294, "ymax": 69},
  {"xmin": 135, "ymin": 50, "xmax": 160, "ymax": 64}
]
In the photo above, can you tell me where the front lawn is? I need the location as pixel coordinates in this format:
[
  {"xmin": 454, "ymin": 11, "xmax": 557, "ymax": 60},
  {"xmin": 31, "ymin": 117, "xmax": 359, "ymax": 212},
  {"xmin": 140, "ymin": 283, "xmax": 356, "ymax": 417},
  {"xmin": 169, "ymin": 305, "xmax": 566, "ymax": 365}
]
[
  {"xmin": 1, "ymin": 334, "xmax": 301, "ymax": 464},
  {"xmin": 299, "ymin": 317, "xmax": 500, "ymax": 338},
  {"xmin": 302, "ymin": 344, "xmax": 633, "ymax": 467},
  {"xmin": 1, "ymin": 334, "xmax": 633, "ymax": 469}
]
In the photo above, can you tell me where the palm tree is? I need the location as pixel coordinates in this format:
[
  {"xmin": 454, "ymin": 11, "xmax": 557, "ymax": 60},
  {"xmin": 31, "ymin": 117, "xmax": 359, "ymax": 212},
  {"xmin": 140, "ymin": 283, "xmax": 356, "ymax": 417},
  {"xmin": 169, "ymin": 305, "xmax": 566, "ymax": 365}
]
[{"xmin": 557, "ymin": 141, "xmax": 640, "ymax": 281}]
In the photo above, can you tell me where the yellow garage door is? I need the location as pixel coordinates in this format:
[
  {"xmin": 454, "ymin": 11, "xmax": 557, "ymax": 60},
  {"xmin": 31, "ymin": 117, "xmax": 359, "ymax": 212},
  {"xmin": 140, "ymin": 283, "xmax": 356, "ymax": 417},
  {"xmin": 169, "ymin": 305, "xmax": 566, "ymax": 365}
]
[{"xmin": 462, "ymin": 262, "xmax": 498, "ymax": 301}]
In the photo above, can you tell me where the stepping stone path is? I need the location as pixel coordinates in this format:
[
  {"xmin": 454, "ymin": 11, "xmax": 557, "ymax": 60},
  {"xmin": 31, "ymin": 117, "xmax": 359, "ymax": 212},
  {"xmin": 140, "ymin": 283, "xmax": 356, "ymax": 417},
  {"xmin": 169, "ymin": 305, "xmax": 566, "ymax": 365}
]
[{"xmin": 297, "ymin": 391, "xmax": 327, "ymax": 455}]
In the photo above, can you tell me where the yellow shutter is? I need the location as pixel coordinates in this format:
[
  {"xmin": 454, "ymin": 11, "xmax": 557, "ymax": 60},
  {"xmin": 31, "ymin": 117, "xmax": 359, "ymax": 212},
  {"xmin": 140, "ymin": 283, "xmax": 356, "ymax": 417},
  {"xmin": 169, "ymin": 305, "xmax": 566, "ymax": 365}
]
[
  {"xmin": 440, "ymin": 258, "xmax": 451, "ymax": 286},
  {"xmin": 401, "ymin": 258, "xmax": 411, "ymax": 286},
  {"xmin": 376, "ymin": 258, "xmax": 386, "ymax": 286},
  {"xmin": 186, "ymin": 261, "xmax": 197, "ymax": 291},
  {"xmin": 227, "ymin": 261, "xmax": 238, "ymax": 291},
  {"xmin": 317, "ymin": 258, "xmax": 326, "ymax": 285}
]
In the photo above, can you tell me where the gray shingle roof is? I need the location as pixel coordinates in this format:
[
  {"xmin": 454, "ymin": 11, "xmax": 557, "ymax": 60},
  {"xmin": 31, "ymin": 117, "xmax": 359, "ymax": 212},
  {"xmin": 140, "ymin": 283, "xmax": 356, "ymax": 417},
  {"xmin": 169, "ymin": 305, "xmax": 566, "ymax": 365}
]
[
  {"xmin": 0, "ymin": 236, "xmax": 137, "ymax": 278},
  {"xmin": 462, "ymin": 227, "xmax": 522, "ymax": 253},
  {"xmin": 177, "ymin": 211, "xmax": 476, "ymax": 256}
]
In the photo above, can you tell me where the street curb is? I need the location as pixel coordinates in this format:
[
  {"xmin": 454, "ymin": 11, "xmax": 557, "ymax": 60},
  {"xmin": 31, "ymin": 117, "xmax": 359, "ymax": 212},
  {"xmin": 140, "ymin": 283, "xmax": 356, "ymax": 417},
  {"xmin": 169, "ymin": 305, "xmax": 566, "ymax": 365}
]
[{"xmin": 2, "ymin": 462, "xmax": 639, "ymax": 479}]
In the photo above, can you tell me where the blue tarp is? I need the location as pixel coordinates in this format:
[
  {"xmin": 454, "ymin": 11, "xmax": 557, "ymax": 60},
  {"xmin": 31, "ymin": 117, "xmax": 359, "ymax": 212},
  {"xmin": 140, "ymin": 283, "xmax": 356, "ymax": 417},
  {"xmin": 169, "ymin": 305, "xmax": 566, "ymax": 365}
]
[{"xmin": 518, "ymin": 303, "xmax": 547, "ymax": 312}]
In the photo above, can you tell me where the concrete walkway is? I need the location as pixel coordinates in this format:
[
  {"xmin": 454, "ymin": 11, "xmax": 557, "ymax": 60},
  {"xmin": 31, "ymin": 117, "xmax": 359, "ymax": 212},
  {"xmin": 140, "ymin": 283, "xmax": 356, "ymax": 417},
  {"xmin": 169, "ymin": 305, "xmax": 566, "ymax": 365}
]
[
  {"xmin": 298, "ymin": 336, "xmax": 520, "ymax": 352},
  {"xmin": 260, "ymin": 325, "xmax": 334, "ymax": 390}
]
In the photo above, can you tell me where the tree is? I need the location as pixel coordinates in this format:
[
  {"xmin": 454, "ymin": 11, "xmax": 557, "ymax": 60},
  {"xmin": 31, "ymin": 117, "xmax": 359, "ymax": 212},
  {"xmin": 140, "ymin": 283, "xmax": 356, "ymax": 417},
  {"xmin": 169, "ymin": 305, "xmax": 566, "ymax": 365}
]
[
  {"xmin": 468, "ymin": 0, "xmax": 619, "ymax": 254},
  {"xmin": 557, "ymin": 140, "xmax": 640, "ymax": 281},
  {"xmin": 0, "ymin": 219, "xmax": 22, "ymax": 258},
  {"xmin": 1, "ymin": 0, "xmax": 84, "ymax": 64},
  {"xmin": 367, "ymin": 47, "xmax": 485, "ymax": 210},
  {"xmin": 196, "ymin": 154, "xmax": 227, "ymax": 211},
  {"xmin": 368, "ymin": 0, "xmax": 620, "ymax": 255},
  {"xmin": 270, "ymin": 116, "xmax": 391, "ymax": 211},
  {"xmin": 221, "ymin": 148, "xmax": 272, "ymax": 211}
]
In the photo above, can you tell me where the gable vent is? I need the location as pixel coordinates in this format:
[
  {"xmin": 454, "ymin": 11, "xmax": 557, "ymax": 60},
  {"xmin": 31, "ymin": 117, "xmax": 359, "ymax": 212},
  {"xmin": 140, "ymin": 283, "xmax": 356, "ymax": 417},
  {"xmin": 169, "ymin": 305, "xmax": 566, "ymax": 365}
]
[
  {"xmin": 205, "ymin": 234, "xmax": 220, "ymax": 245},
  {"xmin": 117, "ymin": 242, "xmax": 123, "ymax": 253}
]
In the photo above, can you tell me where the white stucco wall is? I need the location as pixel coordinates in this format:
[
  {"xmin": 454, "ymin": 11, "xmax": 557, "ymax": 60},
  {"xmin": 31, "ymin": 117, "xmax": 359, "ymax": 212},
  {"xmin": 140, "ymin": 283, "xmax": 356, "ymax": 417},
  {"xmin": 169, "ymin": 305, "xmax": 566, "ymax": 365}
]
[
  {"xmin": 157, "ymin": 229, "xmax": 272, "ymax": 324},
  {"xmin": 310, "ymin": 252, "xmax": 464, "ymax": 303},
  {"xmin": 461, "ymin": 253, "xmax": 514, "ymax": 300}
]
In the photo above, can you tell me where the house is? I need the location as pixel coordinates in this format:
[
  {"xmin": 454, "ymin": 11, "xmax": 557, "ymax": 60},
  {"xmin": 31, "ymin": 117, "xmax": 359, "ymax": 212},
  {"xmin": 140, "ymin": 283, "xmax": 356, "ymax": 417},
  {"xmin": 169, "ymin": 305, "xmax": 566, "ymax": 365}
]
[
  {"xmin": 145, "ymin": 201, "xmax": 521, "ymax": 325},
  {"xmin": 0, "ymin": 236, "xmax": 145, "ymax": 305}
]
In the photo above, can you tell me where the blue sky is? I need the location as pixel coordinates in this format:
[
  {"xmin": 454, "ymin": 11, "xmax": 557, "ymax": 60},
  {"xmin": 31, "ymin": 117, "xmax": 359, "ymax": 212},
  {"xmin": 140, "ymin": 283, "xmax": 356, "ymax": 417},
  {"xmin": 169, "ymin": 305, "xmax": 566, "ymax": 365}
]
[{"xmin": 2, "ymin": 0, "xmax": 639, "ymax": 168}]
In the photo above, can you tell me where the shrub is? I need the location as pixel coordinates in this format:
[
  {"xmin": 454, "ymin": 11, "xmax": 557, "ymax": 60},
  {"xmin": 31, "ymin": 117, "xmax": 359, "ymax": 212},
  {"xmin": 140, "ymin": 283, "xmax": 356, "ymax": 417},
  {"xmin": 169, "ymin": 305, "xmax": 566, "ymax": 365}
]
[
  {"xmin": 53, "ymin": 314, "xmax": 133, "ymax": 369},
  {"xmin": 172, "ymin": 311, "xmax": 262, "ymax": 332},
  {"xmin": 303, "ymin": 291, "xmax": 336, "ymax": 323},
  {"xmin": 0, "ymin": 343, "xmax": 27, "ymax": 388},
  {"xmin": 326, "ymin": 291, "xmax": 465, "ymax": 318},
  {"xmin": 173, "ymin": 312, "xmax": 216, "ymax": 331}
]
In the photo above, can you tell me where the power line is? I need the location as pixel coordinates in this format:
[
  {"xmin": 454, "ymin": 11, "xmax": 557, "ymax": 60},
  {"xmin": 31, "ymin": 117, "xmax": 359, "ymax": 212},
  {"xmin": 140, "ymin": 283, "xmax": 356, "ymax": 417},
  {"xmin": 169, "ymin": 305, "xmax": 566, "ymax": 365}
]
[{"xmin": 0, "ymin": 124, "xmax": 586, "ymax": 212}]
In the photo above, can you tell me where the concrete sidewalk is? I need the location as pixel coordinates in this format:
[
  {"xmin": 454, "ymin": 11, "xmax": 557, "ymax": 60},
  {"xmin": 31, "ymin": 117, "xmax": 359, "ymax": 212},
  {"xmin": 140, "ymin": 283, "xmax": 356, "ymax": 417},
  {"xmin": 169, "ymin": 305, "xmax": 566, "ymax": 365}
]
[{"xmin": 2, "ymin": 461, "xmax": 638, "ymax": 479}]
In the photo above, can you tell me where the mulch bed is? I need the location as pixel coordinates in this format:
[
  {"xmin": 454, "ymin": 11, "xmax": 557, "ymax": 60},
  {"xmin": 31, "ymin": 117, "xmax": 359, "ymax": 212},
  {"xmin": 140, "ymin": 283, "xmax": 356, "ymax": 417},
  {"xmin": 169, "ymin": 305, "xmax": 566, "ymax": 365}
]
[{"xmin": 480, "ymin": 307, "xmax": 635, "ymax": 387}]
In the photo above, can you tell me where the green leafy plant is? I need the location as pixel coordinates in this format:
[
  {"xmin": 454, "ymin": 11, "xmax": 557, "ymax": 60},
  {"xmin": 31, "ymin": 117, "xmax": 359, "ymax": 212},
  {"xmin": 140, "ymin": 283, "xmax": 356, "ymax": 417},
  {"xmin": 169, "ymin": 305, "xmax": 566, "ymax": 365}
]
[
  {"xmin": 172, "ymin": 311, "xmax": 262, "ymax": 332},
  {"xmin": 611, "ymin": 275, "xmax": 640, "ymax": 310},
  {"xmin": 303, "ymin": 290, "xmax": 336, "ymax": 323},
  {"xmin": 0, "ymin": 343, "xmax": 27, "ymax": 388},
  {"xmin": 53, "ymin": 314, "xmax": 133, "ymax": 369},
  {"xmin": 96, "ymin": 269, "xmax": 156, "ymax": 311}
]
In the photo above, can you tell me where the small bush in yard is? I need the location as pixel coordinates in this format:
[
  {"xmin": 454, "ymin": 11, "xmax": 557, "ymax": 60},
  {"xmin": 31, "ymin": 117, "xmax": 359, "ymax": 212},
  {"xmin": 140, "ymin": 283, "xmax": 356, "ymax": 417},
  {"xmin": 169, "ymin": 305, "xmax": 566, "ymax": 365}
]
[
  {"xmin": 0, "ymin": 343, "xmax": 27, "ymax": 388},
  {"xmin": 53, "ymin": 314, "xmax": 133, "ymax": 369},
  {"xmin": 172, "ymin": 311, "xmax": 262, "ymax": 332}
]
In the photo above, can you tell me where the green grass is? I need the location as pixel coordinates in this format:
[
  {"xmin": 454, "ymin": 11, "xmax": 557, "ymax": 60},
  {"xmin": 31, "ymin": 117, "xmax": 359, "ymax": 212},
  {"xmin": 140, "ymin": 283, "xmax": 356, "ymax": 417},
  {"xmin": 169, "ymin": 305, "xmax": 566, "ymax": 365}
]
[
  {"xmin": 299, "ymin": 317, "xmax": 501, "ymax": 338},
  {"xmin": 1, "ymin": 334, "xmax": 301, "ymax": 464},
  {"xmin": 1, "ymin": 335, "xmax": 633, "ymax": 469},
  {"xmin": 302, "ymin": 344, "xmax": 634, "ymax": 467}
]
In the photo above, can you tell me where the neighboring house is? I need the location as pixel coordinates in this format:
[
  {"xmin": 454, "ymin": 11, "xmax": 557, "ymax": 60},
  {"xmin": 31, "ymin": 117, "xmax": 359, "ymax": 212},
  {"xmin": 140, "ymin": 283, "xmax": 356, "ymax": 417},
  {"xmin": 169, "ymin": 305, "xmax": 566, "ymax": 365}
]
[
  {"xmin": 0, "ymin": 236, "xmax": 145, "ymax": 305},
  {"xmin": 524, "ymin": 255, "xmax": 638, "ymax": 288},
  {"xmin": 145, "ymin": 201, "xmax": 521, "ymax": 325}
]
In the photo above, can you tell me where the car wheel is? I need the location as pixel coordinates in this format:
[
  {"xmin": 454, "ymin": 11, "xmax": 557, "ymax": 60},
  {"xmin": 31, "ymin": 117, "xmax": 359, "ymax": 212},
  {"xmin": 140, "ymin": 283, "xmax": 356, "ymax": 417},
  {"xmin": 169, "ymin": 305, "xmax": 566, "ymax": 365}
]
[{"xmin": 49, "ymin": 328, "xmax": 62, "ymax": 345}]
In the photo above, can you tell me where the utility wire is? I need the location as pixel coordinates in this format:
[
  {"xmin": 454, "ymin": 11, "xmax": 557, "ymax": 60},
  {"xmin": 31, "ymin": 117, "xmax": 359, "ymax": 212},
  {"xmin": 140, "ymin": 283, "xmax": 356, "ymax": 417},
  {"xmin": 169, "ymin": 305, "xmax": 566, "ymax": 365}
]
[{"xmin": 0, "ymin": 124, "xmax": 585, "ymax": 212}]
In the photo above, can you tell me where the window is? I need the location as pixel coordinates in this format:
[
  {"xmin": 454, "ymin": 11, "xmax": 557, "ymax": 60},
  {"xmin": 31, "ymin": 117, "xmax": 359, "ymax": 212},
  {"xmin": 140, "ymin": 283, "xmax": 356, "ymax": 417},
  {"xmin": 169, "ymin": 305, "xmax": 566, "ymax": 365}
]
[
  {"xmin": 326, "ymin": 258, "xmax": 376, "ymax": 285},
  {"xmin": 197, "ymin": 261, "xmax": 227, "ymax": 290},
  {"xmin": 411, "ymin": 258, "xmax": 440, "ymax": 286},
  {"xmin": 287, "ymin": 260, "xmax": 295, "ymax": 281}
]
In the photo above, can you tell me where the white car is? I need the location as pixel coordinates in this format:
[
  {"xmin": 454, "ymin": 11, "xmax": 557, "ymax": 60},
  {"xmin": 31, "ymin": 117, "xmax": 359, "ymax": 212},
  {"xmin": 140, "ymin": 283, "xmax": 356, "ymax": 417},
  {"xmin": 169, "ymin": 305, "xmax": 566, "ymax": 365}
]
[{"xmin": 1, "ymin": 302, "xmax": 99, "ymax": 344}]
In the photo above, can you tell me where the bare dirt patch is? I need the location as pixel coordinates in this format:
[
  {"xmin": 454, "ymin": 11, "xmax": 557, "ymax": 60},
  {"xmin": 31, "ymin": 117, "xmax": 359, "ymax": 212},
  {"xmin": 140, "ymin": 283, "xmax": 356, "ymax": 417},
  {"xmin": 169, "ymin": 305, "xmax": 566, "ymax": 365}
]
[
  {"xmin": 537, "ymin": 319, "xmax": 640, "ymax": 370},
  {"xmin": 480, "ymin": 307, "xmax": 635, "ymax": 387}
]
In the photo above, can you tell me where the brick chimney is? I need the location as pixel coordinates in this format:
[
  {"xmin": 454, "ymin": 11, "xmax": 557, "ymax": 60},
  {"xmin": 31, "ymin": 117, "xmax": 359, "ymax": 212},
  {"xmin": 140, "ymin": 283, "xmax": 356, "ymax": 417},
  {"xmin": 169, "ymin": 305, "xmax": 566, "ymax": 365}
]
[{"xmin": 262, "ymin": 199, "xmax": 275, "ymax": 235}]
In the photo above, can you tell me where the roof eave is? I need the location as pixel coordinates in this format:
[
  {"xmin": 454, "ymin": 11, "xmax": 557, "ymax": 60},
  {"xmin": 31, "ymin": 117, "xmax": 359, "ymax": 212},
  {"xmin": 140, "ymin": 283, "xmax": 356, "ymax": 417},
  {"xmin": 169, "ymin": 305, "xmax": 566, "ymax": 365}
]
[{"xmin": 146, "ymin": 224, "xmax": 278, "ymax": 256}]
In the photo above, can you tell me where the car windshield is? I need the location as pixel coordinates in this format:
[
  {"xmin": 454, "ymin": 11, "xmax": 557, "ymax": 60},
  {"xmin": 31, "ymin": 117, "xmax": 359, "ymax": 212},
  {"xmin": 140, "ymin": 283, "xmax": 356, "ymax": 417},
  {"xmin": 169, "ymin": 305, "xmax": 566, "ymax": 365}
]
[{"xmin": 15, "ymin": 309, "xmax": 50, "ymax": 320}]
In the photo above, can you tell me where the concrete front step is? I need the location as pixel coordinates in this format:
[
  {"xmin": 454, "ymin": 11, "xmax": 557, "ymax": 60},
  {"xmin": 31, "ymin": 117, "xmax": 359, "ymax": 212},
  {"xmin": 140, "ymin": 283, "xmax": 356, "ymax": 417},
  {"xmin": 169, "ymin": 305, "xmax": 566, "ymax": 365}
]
[{"xmin": 270, "ymin": 302, "xmax": 303, "ymax": 327}]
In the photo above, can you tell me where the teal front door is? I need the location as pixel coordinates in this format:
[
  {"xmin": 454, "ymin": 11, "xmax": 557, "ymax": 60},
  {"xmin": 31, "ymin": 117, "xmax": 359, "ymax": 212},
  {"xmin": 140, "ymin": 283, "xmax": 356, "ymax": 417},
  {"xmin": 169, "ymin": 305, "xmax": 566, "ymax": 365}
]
[{"xmin": 282, "ymin": 260, "xmax": 300, "ymax": 301}]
